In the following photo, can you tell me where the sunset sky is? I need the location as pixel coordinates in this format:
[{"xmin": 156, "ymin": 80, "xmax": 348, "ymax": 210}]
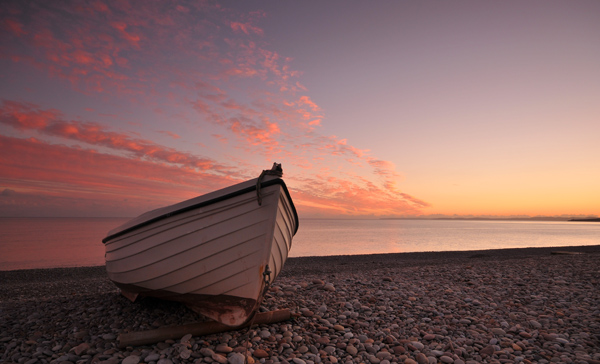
[{"xmin": 1, "ymin": 0, "xmax": 599, "ymax": 218}]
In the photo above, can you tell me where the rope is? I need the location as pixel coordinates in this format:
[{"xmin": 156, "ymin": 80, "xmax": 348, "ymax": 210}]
[
  {"xmin": 243, "ymin": 265, "xmax": 272, "ymax": 363},
  {"xmin": 256, "ymin": 163, "xmax": 283, "ymax": 206}
]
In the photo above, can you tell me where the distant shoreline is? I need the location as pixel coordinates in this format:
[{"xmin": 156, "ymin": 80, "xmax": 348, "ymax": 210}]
[{"xmin": 381, "ymin": 217, "xmax": 599, "ymax": 222}]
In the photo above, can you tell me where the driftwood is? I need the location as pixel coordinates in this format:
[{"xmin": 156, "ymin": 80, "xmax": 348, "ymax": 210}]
[
  {"xmin": 551, "ymin": 251, "xmax": 583, "ymax": 255},
  {"xmin": 118, "ymin": 309, "xmax": 291, "ymax": 348}
]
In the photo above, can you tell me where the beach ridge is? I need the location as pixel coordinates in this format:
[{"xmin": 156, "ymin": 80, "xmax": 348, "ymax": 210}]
[{"xmin": 1, "ymin": 246, "xmax": 599, "ymax": 364}]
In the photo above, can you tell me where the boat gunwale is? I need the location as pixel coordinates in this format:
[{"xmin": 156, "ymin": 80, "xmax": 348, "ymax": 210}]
[{"xmin": 102, "ymin": 178, "xmax": 298, "ymax": 244}]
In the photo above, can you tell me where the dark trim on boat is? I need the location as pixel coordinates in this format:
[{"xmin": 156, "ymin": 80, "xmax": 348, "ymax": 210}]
[{"xmin": 102, "ymin": 178, "xmax": 299, "ymax": 244}]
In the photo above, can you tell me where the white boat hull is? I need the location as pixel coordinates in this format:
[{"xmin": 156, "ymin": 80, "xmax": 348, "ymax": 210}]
[{"xmin": 103, "ymin": 174, "xmax": 298, "ymax": 326}]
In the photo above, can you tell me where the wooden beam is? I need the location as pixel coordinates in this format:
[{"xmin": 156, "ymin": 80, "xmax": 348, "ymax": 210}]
[{"xmin": 118, "ymin": 309, "xmax": 291, "ymax": 348}]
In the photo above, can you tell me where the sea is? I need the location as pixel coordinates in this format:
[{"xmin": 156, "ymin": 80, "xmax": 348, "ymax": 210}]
[{"xmin": 1, "ymin": 217, "xmax": 599, "ymax": 271}]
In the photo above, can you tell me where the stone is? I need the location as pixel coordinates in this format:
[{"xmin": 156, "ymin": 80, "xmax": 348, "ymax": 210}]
[
  {"xmin": 216, "ymin": 345, "xmax": 233, "ymax": 353},
  {"xmin": 410, "ymin": 342, "xmax": 424, "ymax": 350},
  {"xmin": 122, "ymin": 356, "xmax": 140, "ymax": 364},
  {"xmin": 72, "ymin": 343, "xmax": 90, "ymax": 355},
  {"xmin": 259, "ymin": 329, "xmax": 271, "ymax": 338},
  {"xmin": 491, "ymin": 328, "xmax": 506, "ymax": 336},
  {"xmin": 209, "ymin": 353, "xmax": 225, "ymax": 364},
  {"xmin": 201, "ymin": 348, "xmax": 216, "ymax": 357},
  {"xmin": 368, "ymin": 355, "xmax": 380, "ymax": 364},
  {"xmin": 376, "ymin": 351, "xmax": 392, "ymax": 360},
  {"xmin": 180, "ymin": 349, "xmax": 192, "ymax": 359},
  {"xmin": 316, "ymin": 337, "xmax": 330, "ymax": 345},
  {"xmin": 324, "ymin": 346, "xmax": 336, "ymax": 355},
  {"xmin": 228, "ymin": 353, "xmax": 245, "ymax": 364},
  {"xmin": 440, "ymin": 356, "xmax": 454, "ymax": 363},
  {"xmin": 144, "ymin": 354, "xmax": 160, "ymax": 363},
  {"xmin": 392, "ymin": 346, "xmax": 406, "ymax": 354},
  {"xmin": 415, "ymin": 353, "xmax": 428, "ymax": 364},
  {"xmin": 253, "ymin": 349, "xmax": 269, "ymax": 358},
  {"xmin": 519, "ymin": 331, "xmax": 532, "ymax": 338},
  {"xmin": 480, "ymin": 345, "xmax": 495, "ymax": 357}
]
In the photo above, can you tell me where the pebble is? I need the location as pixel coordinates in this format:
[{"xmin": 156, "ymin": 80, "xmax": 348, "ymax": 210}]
[
  {"xmin": 440, "ymin": 356, "xmax": 454, "ymax": 363},
  {"xmin": 1, "ymin": 253, "xmax": 598, "ymax": 364},
  {"xmin": 228, "ymin": 352, "xmax": 245, "ymax": 364},
  {"xmin": 211, "ymin": 353, "xmax": 227, "ymax": 363},
  {"xmin": 122, "ymin": 356, "xmax": 140, "ymax": 364},
  {"xmin": 180, "ymin": 349, "xmax": 192, "ymax": 359},
  {"xmin": 491, "ymin": 328, "xmax": 506, "ymax": 335},
  {"xmin": 346, "ymin": 345, "xmax": 358, "ymax": 356},
  {"xmin": 410, "ymin": 342, "xmax": 424, "ymax": 350},
  {"xmin": 216, "ymin": 345, "xmax": 233, "ymax": 353},
  {"xmin": 145, "ymin": 353, "xmax": 160, "ymax": 362},
  {"xmin": 253, "ymin": 349, "xmax": 269, "ymax": 358},
  {"xmin": 415, "ymin": 353, "xmax": 428, "ymax": 364}
]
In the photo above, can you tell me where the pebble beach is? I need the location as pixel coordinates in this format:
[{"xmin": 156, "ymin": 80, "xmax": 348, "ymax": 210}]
[{"xmin": 1, "ymin": 245, "xmax": 599, "ymax": 364}]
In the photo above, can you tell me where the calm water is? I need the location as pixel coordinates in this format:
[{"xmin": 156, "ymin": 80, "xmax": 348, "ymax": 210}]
[{"xmin": 1, "ymin": 217, "xmax": 599, "ymax": 271}]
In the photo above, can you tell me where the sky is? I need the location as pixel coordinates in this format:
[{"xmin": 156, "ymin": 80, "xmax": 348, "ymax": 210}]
[{"xmin": 1, "ymin": 0, "xmax": 599, "ymax": 219}]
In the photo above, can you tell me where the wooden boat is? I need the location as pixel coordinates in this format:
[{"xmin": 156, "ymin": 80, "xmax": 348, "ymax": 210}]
[{"xmin": 102, "ymin": 164, "xmax": 298, "ymax": 327}]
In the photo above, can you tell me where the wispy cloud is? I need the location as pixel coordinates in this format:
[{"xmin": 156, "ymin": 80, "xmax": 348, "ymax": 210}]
[
  {"xmin": 230, "ymin": 21, "xmax": 264, "ymax": 36},
  {"xmin": 0, "ymin": 0, "xmax": 428, "ymax": 217},
  {"xmin": 0, "ymin": 100, "xmax": 230, "ymax": 173},
  {"xmin": 0, "ymin": 135, "xmax": 237, "ymax": 216}
]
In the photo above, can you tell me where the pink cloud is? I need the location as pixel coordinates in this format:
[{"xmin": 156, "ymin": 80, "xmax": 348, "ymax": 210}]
[
  {"xmin": 158, "ymin": 130, "xmax": 180, "ymax": 139},
  {"xmin": 1, "ymin": 0, "xmax": 304, "ymax": 108},
  {"xmin": 0, "ymin": 1, "xmax": 428, "ymax": 218},
  {"xmin": 230, "ymin": 21, "xmax": 264, "ymax": 36},
  {"xmin": 0, "ymin": 135, "xmax": 241, "ymax": 216},
  {"xmin": 315, "ymin": 136, "xmax": 369, "ymax": 159},
  {"xmin": 299, "ymin": 96, "xmax": 320, "ymax": 112},
  {"xmin": 110, "ymin": 21, "xmax": 141, "ymax": 46},
  {"xmin": 287, "ymin": 173, "xmax": 429, "ymax": 217},
  {"xmin": 0, "ymin": 100, "xmax": 227, "ymax": 173},
  {"xmin": 3, "ymin": 19, "xmax": 26, "ymax": 36}
]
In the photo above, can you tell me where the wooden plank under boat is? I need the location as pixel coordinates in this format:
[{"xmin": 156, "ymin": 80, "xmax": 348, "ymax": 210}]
[{"xmin": 102, "ymin": 164, "xmax": 299, "ymax": 327}]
